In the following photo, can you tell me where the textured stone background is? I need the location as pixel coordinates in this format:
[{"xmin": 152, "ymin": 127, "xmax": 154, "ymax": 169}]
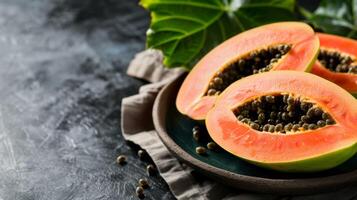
[{"xmin": 0, "ymin": 0, "xmax": 175, "ymax": 199}]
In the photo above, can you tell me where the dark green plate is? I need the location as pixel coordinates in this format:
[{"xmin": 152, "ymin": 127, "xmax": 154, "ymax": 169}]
[{"xmin": 153, "ymin": 74, "xmax": 357, "ymax": 195}]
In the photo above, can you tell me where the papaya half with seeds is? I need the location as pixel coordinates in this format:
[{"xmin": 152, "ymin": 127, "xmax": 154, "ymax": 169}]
[
  {"xmin": 311, "ymin": 33, "xmax": 357, "ymax": 96},
  {"xmin": 176, "ymin": 22, "xmax": 320, "ymax": 120},
  {"xmin": 206, "ymin": 71, "xmax": 357, "ymax": 172}
]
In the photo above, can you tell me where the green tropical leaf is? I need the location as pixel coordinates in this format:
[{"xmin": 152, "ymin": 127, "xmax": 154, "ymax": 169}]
[
  {"xmin": 141, "ymin": 0, "xmax": 296, "ymax": 69},
  {"xmin": 305, "ymin": 0, "xmax": 357, "ymax": 39}
]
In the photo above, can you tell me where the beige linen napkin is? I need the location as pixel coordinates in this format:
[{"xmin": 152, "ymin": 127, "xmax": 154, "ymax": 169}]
[{"xmin": 121, "ymin": 50, "xmax": 357, "ymax": 200}]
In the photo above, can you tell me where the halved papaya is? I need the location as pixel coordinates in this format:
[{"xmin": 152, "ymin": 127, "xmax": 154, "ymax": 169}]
[
  {"xmin": 311, "ymin": 33, "xmax": 357, "ymax": 96},
  {"xmin": 176, "ymin": 22, "xmax": 320, "ymax": 120},
  {"xmin": 206, "ymin": 71, "xmax": 357, "ymax": 172}
]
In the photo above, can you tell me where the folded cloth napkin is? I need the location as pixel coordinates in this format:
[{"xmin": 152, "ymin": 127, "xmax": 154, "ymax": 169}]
[{"xmin": 121, "ymin": 50, "xmax": 357, "ymax": 200}]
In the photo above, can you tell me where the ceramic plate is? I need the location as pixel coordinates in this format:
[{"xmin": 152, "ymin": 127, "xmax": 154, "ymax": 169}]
[{"xmin": 153, "ymin": 74, "xmax": 357, "ymax": 195}]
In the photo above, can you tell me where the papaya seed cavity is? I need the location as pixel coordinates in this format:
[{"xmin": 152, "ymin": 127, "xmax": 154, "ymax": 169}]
[
  {"xmin": 206, "ymin": 44, "xmax": 292, "ymax": 96},
  {"xmin": 318, "ymin": 49, "xmax": 357, "ymax": 74},
  {"xmin": 233, "ymin": 94, "xmax": 335, "ymax": 134}
]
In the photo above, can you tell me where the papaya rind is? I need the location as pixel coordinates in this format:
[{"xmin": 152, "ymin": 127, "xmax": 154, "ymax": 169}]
[
  {"xmin": 249, "ymin": 142, "xmax": 357, "ymax": 173},
  {"xmin": 305, "ymin": 38, "xmax": 320, "ymax": 73}
]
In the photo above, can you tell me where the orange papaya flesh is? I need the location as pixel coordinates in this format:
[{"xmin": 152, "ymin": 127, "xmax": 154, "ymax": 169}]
[
  {"xmin": 176, "ymin": 22, "xmax": 319, "ymax": 120},
  {"xmin": 206, "ymin": 71, "xmax": 357, "ymax": 172},
  {"xmin": 312, "ymin": 33, "xmax": 357, "ymax": 96}
]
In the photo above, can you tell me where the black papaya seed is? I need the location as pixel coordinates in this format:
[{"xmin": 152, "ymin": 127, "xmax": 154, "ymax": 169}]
[
  {"xmin": 138, "ymin": 150, "xmax": 146, "ymax": 160},
  {"xmin": 139, "ymin": 178, "xmax": 149, "ymax": 189},
  {"xmin": 196, "ymin": 146, "xmax": 207, "ymax": 155},
  {"xmin": 263, "ymin": 124, "xmax": 270, "ymax": 132},
  {"xmin": 146, "ymin": 164, "xmax": 157, "ymax": 176},
  {"xmin": 116, "ymin": 155, "xmax": 126, "ymax": 165},
  {"xmin": 193, "ymin": 130, "xmax": 200, "ymax": 141},
  {"xmin": 136, "ymin": 186, "xmax": 145, "ymax": 199},
  {"xmin": 207, "ymin": 142, "xmax": 217, "ymax": 150}
]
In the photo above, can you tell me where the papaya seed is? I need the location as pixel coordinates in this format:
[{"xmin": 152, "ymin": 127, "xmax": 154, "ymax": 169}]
[
  {"xmin": 241, "ymin": 118, "xmax": 250, "ymax": 124},
  {"xmin": 302, "ymin": 123, "xmax": 309, "ymax": 130},
  {"xmin": 139, "ymin": 178, "xmax": 149, "ymax": 189},
  {"xmin": 292, "ymin": 124, "xmax": 300, "ymax": 131},
  {"xmin": 250, "ymin": 122, "xmax": 260, "ymax": 130},
  {"xmin": 267, "ymin": 119, "xmax": 274, "ymax": 124},
  {"xmin": 146, "ymin": 164, "xmax": 157, "ymax": 176},
  {"xmin": 275, "ymin": 124, "xmax": 283, "ymax": 132},
  {"xmin": 192, "ymin": 126, "xmax": 200, "ymax": 132},
  {"xmin": 207, "ymin": 89, "xmax": 217, "ymax": 96},
  {"xmin": 287, "ymin": 96, "xmax": 295, "ymax": 105},
  {"xmin": 322, "ymin": 113, "xmax": 330, "ymax": 120},
  {"xmin": 314, "ymin": 108, "xmax": 323, "ymax": 117},
  {"xmin": 281, "ymin": 112, "xmax": 289, "ymax": 121},
  {"xmin": 138, "ymin": 150, "xmax": 146, "ymax": 160},
  {"xmin": 308, "ymin": 124, "xmax": 317, "ymax": 130},
  {"xmin": 263, "ymin": 124, "xmax": 270, "ymax": 132},
  {"xmin": 193, "ymin": 131, "xmax": 200, "ymax": 142},
  {"xmin": 116, "ymin": 155, "xmax": 126, "ymax": 165},
  {"xmin": 136, "ymin": 186, "xmax": 145, "ymax": 199},
  {"xmin": 284, "ymin": 123, "xmax": 293, "ymax": 131},
  {"xmin": 287, "ymin": 105, "xmax": 294, "ymax": 112},
  {"xmin": 196, "ymin": 146, "xmax": 207, "ymax": 155},
  {"xmin": 258, "ymin": 113, "xmax": 265, "ymax": 122},
  {"xmin": 268, "ymin": 125, "xmax": 275, "ymax": 133},
  {"xmin": 269, "ymin": 112, "xmax": 276, "ymax": 119},
  {"xmin": 213, "ymin": 77, "xmax": 223, "ymax": 85},
  {"xmin": 207, "ymin": 142, "xmax": 217, "ymax": 150},
  {"xmin": 326, "ymin": 119, "xmax": 334, "ymax": 125},
  {"xmin": 317, "ymin": 120, "xmax": 326, "ymax": 127},
  {"xmin": 301, "ymin": 115, "xmax": 309, "ymax": 123},
  {"xmin": 288, "ymin": 111, "xmax": 295, "ymax": 118}
]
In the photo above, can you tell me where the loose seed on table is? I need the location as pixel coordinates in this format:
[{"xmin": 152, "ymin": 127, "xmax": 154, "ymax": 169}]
[
  {"xmin": 192, "ymin": 126, "xmax": 200, "ymax": 132},
  {"xmin": 136, "ymin": 186, "xmax": 145, "ymax": 199},
  {"xmin": 196, "ymin": 146, "xmax": 207, "ymax": 155},
  {"xmin": 116, "ymin": 155, "xmax": 126, "ymax": 165},
  {"xmin": 207, "ymin": 142, "xmax": 217, "ymax": 150},
  {"xmin": 192, "ymin": 126, "xmax": 200, "ymax": 141},
  {"xmin": 146, "ymin": 164, "xmax": 157, "ymax": 176},
  {"xmin": 193, "ymin": 130, "xmax": 200, "ymax": 142},
  {"xmin": 138, "ymin": 150, "xmax": 146, "ymax": 160},
  {"xmin": 139, "ymin": 178, "xmax": 149, "ymax": 189}
]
